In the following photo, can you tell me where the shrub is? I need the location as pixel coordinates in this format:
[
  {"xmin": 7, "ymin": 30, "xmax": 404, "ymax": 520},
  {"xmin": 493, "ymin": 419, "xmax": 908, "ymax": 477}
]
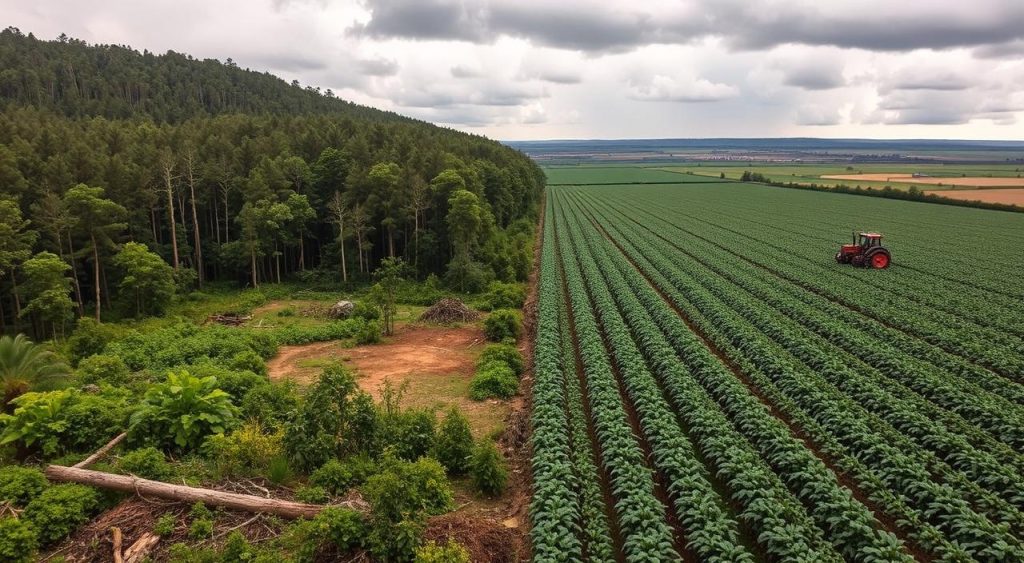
[
  {"xmin": 206, "ymin": 367, "xmax": 267, "ymax": 403},
  {"xmin": 480, "ymin": 282, "xmax": 526, "ymax": 311},
  {"xmin": 415, "ymin": 539, "xmax": 471, "ymax": 563},
  {"xmin": 368, "ymin": 517, "xmax": 423, "ymax": 562},
  {"xmin": 309, "ymin": 456, "xmax": 377, "ymax": 495},
  {"xmin": 221, "ymin": 530, "xmax": 256, "ymax": 561},
  {"xmin": 188, "ymin": 502, "xmax": 214, "ymax": 539},
  {"xmin": 354, "ymin": 320, "xmax": 382, "ymax": 345},
  {"xmin": 60, "ymin": 391, "xmax": 130, "ymax": 453},
  {"xmin": 153, "ymin": 513, "xmax": 176, "ymax": 536},
  {"xmin": 241, "ymin": 381, "xmax": 300, "ymax": 430},
  {"xmin": 351, "ymin": 301, "xmax": 379, "ymax": 321},
  {"xmin": 295, "ymin": 485, "xmax": 329, "ymax": 504},
  {"xmin": 76, "ymin": 354, "xmax": 131, "ymax": 386},
  {"xmin": 483, "ymin": 309, "xmax": 522, "ymax": 342},
  {"xmin": 362, "ymin": 457, "xmax": 453, "ymax": 523},
  {"xmin": 0, "ymin": 466, "xmax": 48, "ymax": 507},
  {"xmin": 22, "ymin": 484, "xmax": 100, "ymax": 545},
  {"xmin": 128, "ymin": 371, "xmax": 240, "ymax": 453},
  {"xmin": 0, "ymin": 390, "xmax": 73, "ymax": 458},
  {"xmin": 266, "ymin": 456, "xmax": 293, "ymax": 485},
  {"xmin": 118, "ymin": 447, "xmax": 173, "ymax": 480},
  {"xmin": 202, "ymin": 422, "xmax": 284, "ymax": 478},
  {"xmin": 277, "ymin": 307, "xmax": 296, "ymax": 317},
  {"xmin": 229, "ymin": 350, "xmax": 268, "ymax": 377},
  {"xmin": 66, "ymin": 318, "xmax": 123, "ymax": 366},
  {"xmin": 469, "ymin": 364, "xmax": 517, "ymax": 401},
  {"xmin": 0, "ymin": 517, "xmax": 37, "ymax": 563},
  {"xmin": 283, "ymin": 365, "xmax": 367, "ymax": 472},
  {"xmin": 470, "ymin": 441, "xmax": 507, "ymax": 497},
  {"xmin": 381, "ymin": 408, "xmax": 436, "ymax": 461},
  {"xmin": 434, "ymin": 408, "xmax": 474, "ymax": 475},
  {"xmin": 476, "ymin": 343, "xmax": 524, "ymax": 376},
  {"xmin": 313, "ymin": 507, "xmax": 366, "ymax": 552}
]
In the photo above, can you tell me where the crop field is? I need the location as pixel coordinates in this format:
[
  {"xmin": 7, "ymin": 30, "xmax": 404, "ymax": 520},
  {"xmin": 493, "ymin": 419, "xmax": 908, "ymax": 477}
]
[
  {"xmin": 529, "ymin": 176, "xmax": 1024, "ymax": 561},
  {"xmin": 544, "ymin": 166, "xmax": 727, "ymax": 185}
]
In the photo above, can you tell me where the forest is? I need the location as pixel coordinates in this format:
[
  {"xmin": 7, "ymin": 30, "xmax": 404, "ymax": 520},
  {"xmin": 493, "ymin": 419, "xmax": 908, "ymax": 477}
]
[{"xmin": 0, "ymin": 27, "xmax": 545, "ymax": 338}]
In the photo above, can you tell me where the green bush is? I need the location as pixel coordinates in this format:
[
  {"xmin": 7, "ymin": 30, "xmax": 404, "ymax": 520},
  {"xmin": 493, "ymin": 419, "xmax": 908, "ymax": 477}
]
[
  {"xmin": 476, "ymin": 343, "xmax": 524, "ymax": 376},
  {"xmin": 351, "ymin": 301, "xmax": 379, "ymax": 321},
  {"xmin": 313, "ymin": 507, "xmax": 366, "ymax": 552},
  {"xmin": 295, "ymin": 485, "xmax": 329, "ymax": 504},
  {"xmin": 185, "ymin": 364, "xmax": 267, "ymax": 403},
  {"xmin": 434, "ymin": 408, "xmax": 474, "ymax": 475},
  {"xmin": 188, "ymin": 502, "xmax": 214, "ymax": 539},
  {"xmin": 0, "ymin": 391, "xmax": 73, "ymax": 458},
  {"xmin": 128, "ymin": 370, "xmax": 240, "ymax": 453},
  {"xmin": 277, "ymin": 307, "xmax": 296, "ymax": 317},
  {"xmin": 470, "ymin": 441, "xmax": 507, "ymax": 497},
  {"xmin": 0, "ymin": 517, "xmax": 37, "ymax": 563},
  {"xmin": 153, "ymin": 513, "xmax": 176, "ymax": 536},
  {"xmin": 266, "ymin": 456, "xmax": 293, "ymax": 485},
  {"xmin": 241, "ymin": 381, "xmax": 300, "ymax": 430},
  {"xmin": 381, "ymin": 409, "xmax": 436, "ymax": 461},
  {"xmin": 355, "ymin": 320, "xmax": 382, "ymax": 344},
  {"xmin": 229, "ymin": 350, "xmax": 268, "ymax": 377},
  {"xmin": 415, "ymin": 539, "xmax": 471, "ymax": 563},
  {"xmin": 283, "ymin": 366, "xmax": 371, "ymax": 472},
  {"xmin": 483, "ymin": 309, "xmax": 522, "ymax": 342},
  {"xmin": 271, "ymin": 319, "xmax": 365, "ymax": 346},
  {"xmin": 362, "ymin": 457, "xmax": 453, "ymax": 523},
  {"xmin": 66, "ymin": 318, "xmax": 123, "ymax": 366},
  {"xmin": 61, "ymin": 391, "xmax": 130, "ymax": 453},
  {"xmin": 368, "ymin": 517, "xmax": 423, "ymax": 562},
  {"xmin": 221, "ymin": 530, "xmax": 256, "ymax": 561},
  {"xmin": 469, "ymin": 364, "xmax": 518, "ymax": 400},
  {"xmin": 309, "ymin": 456, "xmax": 377, "ymax": 495},
  {"xmin": 118, "ymin": 447, "xmax": 173, "ymax": 480},
  {"xmin": 76, "ymin": 354, "xmax": 131, "ymax": 386},
  {"xmin": 22, "ymin": 484, "xmax": 101, "ymax": 545},
  {"xmin": 0, "ymin": 466, "xmax": 48, "ymax": 506},
  {"xmin": 105, "ymin": 322, "xmax": 276, "ymax": 372},
  {"xmin": 479, "ymin": 282, "xmax": 526, "ymax": 311},
  {"xmin": 202, "ymin": 422, "xmax": 284, "ymax": 478}
]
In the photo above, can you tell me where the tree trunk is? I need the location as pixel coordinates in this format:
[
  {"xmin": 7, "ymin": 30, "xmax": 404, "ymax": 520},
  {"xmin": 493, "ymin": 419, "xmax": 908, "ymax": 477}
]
[
  {"xmin": 250, "ymin": 246, "xmax": 258, "ymax": 288},
  {"xmin": 91, "ymin": 233, "xmax": 101, "ymax": 322},
  {"xmin": 67, "ymin": 232, "xmax": 84, "ymax": 316},
  {"xmin": 298, "ymin": 237, "xmax": 305, "ymax": 271},
  {"xmin": 11, "ymin": 272, "xmax": 21, "ymax": 319},
  {"xmin": 275, "ymin": 245, "xmax": 281, "ymax": 284},
  {"xmin": 44, "ymin": 465, "xmax": 326, "ymax": 519},
  {"xmin": 186, "ymin": 154, "xmax": 203, "ymax": 288},
  {"xmin": 388, "ymin": 226, "xmax": 395, "ymax": 258},
  {"xmin": 339, "ymin": 220, "xmax": 347, "ymax": 282},
  {"xmin": 163, "ymin": 162, "xmax": 179, "ymax": 269},
  {"xmin": 222, "ymin": 187, "xmax": 231, "ymax": 243}
]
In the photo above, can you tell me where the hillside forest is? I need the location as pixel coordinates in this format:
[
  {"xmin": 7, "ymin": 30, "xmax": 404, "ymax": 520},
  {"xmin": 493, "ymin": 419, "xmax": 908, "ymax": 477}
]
[{"xmin": 0, "ymin": 27, "xmax": 545, "ymax": 339}]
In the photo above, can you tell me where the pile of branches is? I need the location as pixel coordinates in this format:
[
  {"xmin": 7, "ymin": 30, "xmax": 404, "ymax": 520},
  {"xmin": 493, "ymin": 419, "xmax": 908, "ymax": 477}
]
[
  {"xmin": 207, "ymin": 314, "xmax": 251, "ymax": 326},
  {"xmin": 419, "ymin": 298, "xmax": 478, "ymax": 324}
]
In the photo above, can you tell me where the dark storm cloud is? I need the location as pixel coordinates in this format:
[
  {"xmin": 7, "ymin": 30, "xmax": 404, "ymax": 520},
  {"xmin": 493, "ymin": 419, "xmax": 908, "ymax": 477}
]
[
  {"xmin": 782, "ymin": 64, "xmax": 845, "ymax": 90},
  {"xmin": 354, "ymin": 0, "xmax": 1024, "ymax": 54},
  {"xmin": 973, "ymin": 40, "xmax": 1024, "ymax": 59}
]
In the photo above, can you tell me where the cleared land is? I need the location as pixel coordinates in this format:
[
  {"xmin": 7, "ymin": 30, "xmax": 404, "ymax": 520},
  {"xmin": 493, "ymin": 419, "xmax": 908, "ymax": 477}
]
[
  {"xmin": 530, "ymin": 168, "xmax": 1024, "ymax": 561},
  {"xmin": 926, "ymin": 187, "xmax": 1024, "ymax": 205},
  {"xmin": 822, "ymin": 173, "xmax": 1024, "ymax": 187}
]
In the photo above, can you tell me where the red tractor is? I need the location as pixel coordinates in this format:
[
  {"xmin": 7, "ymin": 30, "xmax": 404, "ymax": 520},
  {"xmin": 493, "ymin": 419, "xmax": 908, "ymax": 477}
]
[{"xmin": 835, "ymin": 232, "xmax": 891, "ymax": 269}]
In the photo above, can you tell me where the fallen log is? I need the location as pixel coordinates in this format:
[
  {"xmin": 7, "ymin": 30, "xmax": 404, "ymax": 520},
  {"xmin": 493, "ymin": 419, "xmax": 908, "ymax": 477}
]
[
  {"xmin": 74, "ymin": 432, "xmax": 128, "ymax": 469},
  {"xmin": 123, "ymin": 532, "xmax": 159, "ymax": 563},
  {"xmin": 111, "ymin": 527, "xmax": 123, "ymax": 563},
  {"xmin": 44, "ymin": 465, "xmax": 323, "ymax": 519}
]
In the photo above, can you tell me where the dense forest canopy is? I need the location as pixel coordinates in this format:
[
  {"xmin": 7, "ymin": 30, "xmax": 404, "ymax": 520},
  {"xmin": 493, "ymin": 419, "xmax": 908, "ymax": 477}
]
[{"xmin": 0, "ymin": 28, "xmax": 545, "ymax": 337}]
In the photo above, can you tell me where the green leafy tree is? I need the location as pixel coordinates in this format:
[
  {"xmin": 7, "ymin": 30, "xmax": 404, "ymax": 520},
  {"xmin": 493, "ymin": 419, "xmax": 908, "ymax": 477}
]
[
  {"xmin": 366, "ymin": 162, "xmax": 402, "ymax": 258},
  {"xmin": 368, "ymin": 257, "xmax": 407, "ymax": 336},
  {"xmin": 284, "ymin": 192, "xmax": 316, "ymax": 271},
  {"xmin": 446, "ymin": 190, "xmax": 486, "ymax": 291},
  {"xmin": 235, "ymin": 199, "xmax": 292, "ymax": 287},
  {"xmin": 434, "ymin": 407, "xmax": 474, "ymax": 475},
  {"xmin": 0, "ymin": 199, "xmax": 37, "ymax": 326},
  {"xmin": 0, "ymin": 335, "xmax": 70, "ymax": 410},
  {"xmin": 113, "ymin": 242, "xmax": 175, "ymax": 317},
  {"xmin": 20, "ymin": 252, "xmax": 73, "ymax": 340},
  {"xmin": 63, "ymin": 185, "xmax": 127, "ymax": 321}
]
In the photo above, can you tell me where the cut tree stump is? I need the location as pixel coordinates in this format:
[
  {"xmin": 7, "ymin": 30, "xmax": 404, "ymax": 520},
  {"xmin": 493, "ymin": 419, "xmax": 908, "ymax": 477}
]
[
  {"xmin": 123, "ymin": 532, "xmax": 160, "ymax": 563},
  {"xmin": 44, "ymin": 465, "xmax": 325, "ymax": 519}
]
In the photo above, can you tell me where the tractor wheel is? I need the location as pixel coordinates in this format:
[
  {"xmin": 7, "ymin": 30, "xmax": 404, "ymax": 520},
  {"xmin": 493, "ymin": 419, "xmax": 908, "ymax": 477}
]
[
  {"xmin": 835, "ymin": 252, "xmax": 845, "ymax": 264},
  {"xmin": 851, "ymin": 255, "xmax": 865, "ymax": 267},
  {"xmin": 869, "ymin": 252, "xmax": 891, "ymax": 269}
]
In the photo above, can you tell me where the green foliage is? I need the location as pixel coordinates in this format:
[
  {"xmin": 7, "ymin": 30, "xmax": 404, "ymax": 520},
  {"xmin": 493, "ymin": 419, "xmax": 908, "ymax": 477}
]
[
  {"xmin": 309, "ymin": 456, "xmax": 377, "ymax": 495},
  {"xmin": 434, "ymin": 407, "xmax": 474, "ymax": 476},
  {"xmin": 240, "ymin": 380, "xmax": 300, "ymax": 430},
  {"xmin": 483, "ymin": 309, "xmax": 522, "ymax": 342},
  {"xmin": 312, "ymin": 507, "xmax": 366, "ymax": 552},
  {"xmin": 118, "ymin": 447, "xmax": 173, "ymax": 480},
  {"xmin": 381, "ymin": 408, "xmax": 436, "ymax": 461},
  {"xmin": 369, "ymin": 257, "xmax": 408, "ymax": 336},
  {"xmin": 368, "ymin": 517, "xmax": 424, "ymax": 562},
  {"xmin": 276, "ymin": 306, "xmax": 296, "ymax": 317},
  {"xmin": 229, "ymin": 350, "xmax": 268, "ymax": 377},
  {"xmin": 0, "ymin": 466, "xmax": 48, "ymax": 506},
  {"xmin": 221, "ymin": 530, "xmax": 256, "ymax": 561},
  {"xmin": 271, "ymin": 318, "xmax": 366, "ymax": 346},
  {"xmin": 202, "ymin": 422, "xmax": 284, "ymax": 478},
  {"xmin": 66, "ymin": 318, "xmax": 123, "ymax": 366},
  {"xmin": 188, "ymin": 502, "xmax": 214, "ymax": 540},
  {"xmin": 351, "ymin": 300, "xmax": 380, "ymax": 320},
  {"xmin": 0, "ymin": 334, "xmax": 71, "ymax": 409},
  {"xmin": 266, "ymin": 456, "xmax": 293, "ymax": 485},
  {"xmin": 295, "ymin": 485, "xmax": 329, "ymax": 504},
  {"xmin": 192, "ymin": 365, "xmax": 266, "ymax": 403},
  {"xmin": 22, "ymin": 484, "xmax": 100, "ymax": 545},
  {"xmin": 20, "ymin": 251, "xmax": 73, "ymax": 338},
  {"xmin": 60, "ymin": 390, "xmax": 130, "ymax": 453},
  {"xmin": 470, "ymin": 441, "xmax": 508, "ymax": 497},
  {"xmin": 153, "ymin": 513, "xmax": 176, "ymax": 536},
  {"xmin": 354, "ymin": 320, "xmax": 382, "ymax": 344},
  {"xmin": 76, "ymin": 354, "xmax": 130, "ymax": 386},
  {"xmin": 479, "ymin": 282, "xmax": 526, "ymax": 311},
  {"xmin": 476, "ymin": 343, "xmax": 524, "ymax": 376},
  {"xmin": 0, "ymin": 517, "xmax": 37, "ymax": 563},
  {"xmin": 114, "ymin": 242, "xmax": 175, "ymax": 317},
  {"xmin": 468, "ymin": 364, "xmax": 518, "ymax": 401},
  {"xmin": 105, "ymin": 321, "xmax": 276, "ymax": 372},
  {"xmin": 0, "ymin": 390, "xmax": 73, "ymax": 458},
  {"xmin": 283, "ymin": 365, "xmax": 372, "ymax": 472},
  {"xmin": 362, "ymin": 456, "xmax": 454, "ymax": 523},
  {"xmin": 415, "ymin": 539, "xmax": 471, "ymax": 563},
  {"xmin": 128, "ymin": 370, "xmax": 240, "ymax": 452}
]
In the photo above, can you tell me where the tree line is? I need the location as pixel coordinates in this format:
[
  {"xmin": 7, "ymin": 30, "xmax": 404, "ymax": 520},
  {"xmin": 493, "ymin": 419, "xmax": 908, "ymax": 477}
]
[{"xmin": 0, "ymin": 29, "xmax": 545, "ymax": 339}]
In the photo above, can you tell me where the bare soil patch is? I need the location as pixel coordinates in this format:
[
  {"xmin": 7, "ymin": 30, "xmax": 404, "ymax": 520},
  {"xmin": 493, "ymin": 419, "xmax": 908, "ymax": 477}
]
[
  {"xmin": 924, "ymin": 188, "xmax": 1024, "ymax": 205},
  {"xmin": 821, "ymin": 173, "xmax": 1024, "ymax": 187}
]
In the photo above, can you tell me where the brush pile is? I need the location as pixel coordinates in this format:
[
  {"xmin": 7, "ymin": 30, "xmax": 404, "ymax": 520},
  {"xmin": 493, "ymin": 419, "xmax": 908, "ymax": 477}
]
[{"xmin": 419, "ymin": 298, "xmax": 478, "ymax": 323}]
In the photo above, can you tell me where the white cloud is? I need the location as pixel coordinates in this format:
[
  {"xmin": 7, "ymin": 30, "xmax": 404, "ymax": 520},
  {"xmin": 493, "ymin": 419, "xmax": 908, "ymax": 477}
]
[{"xmin": 627, "ymin": 75, "xmax": 739, "ymax": 102}]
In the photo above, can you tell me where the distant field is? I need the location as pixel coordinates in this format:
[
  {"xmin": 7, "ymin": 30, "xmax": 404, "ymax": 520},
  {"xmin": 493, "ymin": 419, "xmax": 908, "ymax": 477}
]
[
  {"xmin": 822, "ymin": 173, "xmax": 1024, "ymax": 188},
  {"xmin": 658, "ymin": 163, "xmax": 1024, "ymax": 192},
  {"xmin": 929, "ymin": 188, "xmax": 1024, "ymax": 205},
  {"xmin": 545, "ymin": 165, "xmax": 728, "ymax": 185}
]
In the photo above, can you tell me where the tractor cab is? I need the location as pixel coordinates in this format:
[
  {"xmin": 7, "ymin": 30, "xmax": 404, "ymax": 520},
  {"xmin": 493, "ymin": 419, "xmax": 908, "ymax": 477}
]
[{"xmin": 836, "ymin": 231, "xmax": 891, "ymax": 269}]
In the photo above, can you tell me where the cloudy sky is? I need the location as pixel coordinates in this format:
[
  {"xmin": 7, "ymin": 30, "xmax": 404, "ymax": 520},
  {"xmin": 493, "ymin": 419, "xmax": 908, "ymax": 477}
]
[{"xmin": 5, "ymin": 0, "xmax": 1024, "ymax": 140}]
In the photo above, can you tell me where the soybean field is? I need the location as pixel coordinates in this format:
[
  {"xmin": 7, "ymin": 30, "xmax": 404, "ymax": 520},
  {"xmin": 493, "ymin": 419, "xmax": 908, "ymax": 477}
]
[{"xmin": 529, "ymin": 177, "xmax": 1024, "ymax": 562}]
